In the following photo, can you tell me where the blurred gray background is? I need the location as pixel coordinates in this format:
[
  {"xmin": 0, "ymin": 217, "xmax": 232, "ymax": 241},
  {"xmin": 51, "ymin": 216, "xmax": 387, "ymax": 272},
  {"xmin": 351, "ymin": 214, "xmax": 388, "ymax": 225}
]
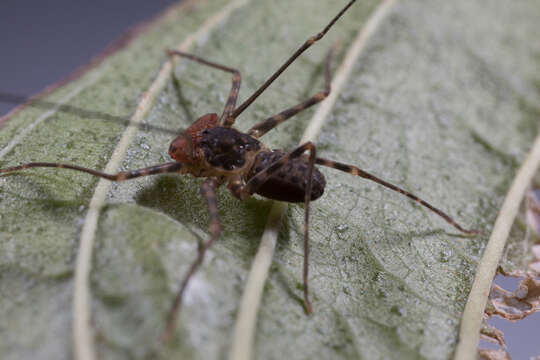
[
  {"xmin": 0, "ymin": 1, "xmax": 538, "ymax": 359},
  {"xmin": 0, "ymin": 0, "xmax": 177, "ymax": 116}
]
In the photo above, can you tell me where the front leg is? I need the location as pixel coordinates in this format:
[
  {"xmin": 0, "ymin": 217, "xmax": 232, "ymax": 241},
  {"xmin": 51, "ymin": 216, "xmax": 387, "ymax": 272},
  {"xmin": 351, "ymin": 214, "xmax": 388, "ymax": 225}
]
[
  {"xmin": 247, "ymin": 47, "xmax": 334, "ymax": 139},
  {"xmin": 166, "ymin": 49, "xmax": 242, "ymax": 127}
]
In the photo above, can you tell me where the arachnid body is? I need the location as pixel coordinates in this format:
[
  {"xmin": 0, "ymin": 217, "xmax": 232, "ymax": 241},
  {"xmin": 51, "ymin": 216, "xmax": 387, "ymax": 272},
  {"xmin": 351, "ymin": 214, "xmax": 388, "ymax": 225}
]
[{"xmin": 0, "ymin": 0, "xmax": 477, "ymax": 342}]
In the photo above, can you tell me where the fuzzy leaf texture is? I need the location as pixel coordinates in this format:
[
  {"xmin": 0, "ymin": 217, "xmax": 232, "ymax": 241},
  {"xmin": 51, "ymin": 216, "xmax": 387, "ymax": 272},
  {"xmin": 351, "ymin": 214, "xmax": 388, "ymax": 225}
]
[{"xmin": 0, "ymin": 0, "xmax": 539, "ymax": 359}]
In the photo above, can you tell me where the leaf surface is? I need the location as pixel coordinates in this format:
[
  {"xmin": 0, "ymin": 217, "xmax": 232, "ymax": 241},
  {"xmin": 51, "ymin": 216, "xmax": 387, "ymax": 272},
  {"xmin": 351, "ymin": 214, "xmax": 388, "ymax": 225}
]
[{"xmin": 1, "ymin": 0, "xmax": 539, "ymax": 359}]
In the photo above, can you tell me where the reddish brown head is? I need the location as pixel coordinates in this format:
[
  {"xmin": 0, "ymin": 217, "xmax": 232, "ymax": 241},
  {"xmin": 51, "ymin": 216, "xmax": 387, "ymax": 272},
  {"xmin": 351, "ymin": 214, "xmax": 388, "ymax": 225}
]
[{"xmin": 168, "ymin": 113, "xmax": 219, "ymax": 163}]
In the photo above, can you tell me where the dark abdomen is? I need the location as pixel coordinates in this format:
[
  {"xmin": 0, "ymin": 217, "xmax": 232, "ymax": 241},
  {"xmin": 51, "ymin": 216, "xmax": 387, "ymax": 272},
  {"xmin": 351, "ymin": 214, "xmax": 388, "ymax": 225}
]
[{"xmin": 246, "ymin": 150, "xmax": 326, "ymax": 203}]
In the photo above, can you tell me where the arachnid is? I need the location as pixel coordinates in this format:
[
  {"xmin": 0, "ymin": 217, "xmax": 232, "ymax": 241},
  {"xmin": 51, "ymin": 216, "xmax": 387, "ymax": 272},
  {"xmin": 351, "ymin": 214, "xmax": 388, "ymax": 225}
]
[{"xmin": 0, "ymin": 0, "xmax": 477, "ymax": 342}]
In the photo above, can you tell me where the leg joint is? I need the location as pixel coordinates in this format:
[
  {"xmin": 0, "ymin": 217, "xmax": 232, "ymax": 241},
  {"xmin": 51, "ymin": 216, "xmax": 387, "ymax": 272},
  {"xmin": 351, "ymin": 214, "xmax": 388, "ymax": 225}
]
[{"xmin": 307, "ymin": 32, "xmax": 324, "ymax": 44}]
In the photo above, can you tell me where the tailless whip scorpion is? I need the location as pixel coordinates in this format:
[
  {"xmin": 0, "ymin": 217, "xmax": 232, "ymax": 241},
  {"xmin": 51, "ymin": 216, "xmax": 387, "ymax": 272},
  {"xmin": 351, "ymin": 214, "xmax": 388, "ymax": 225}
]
[{"xmin": 0, "ymin": 0, "xmax": 477, "ymax": 342}]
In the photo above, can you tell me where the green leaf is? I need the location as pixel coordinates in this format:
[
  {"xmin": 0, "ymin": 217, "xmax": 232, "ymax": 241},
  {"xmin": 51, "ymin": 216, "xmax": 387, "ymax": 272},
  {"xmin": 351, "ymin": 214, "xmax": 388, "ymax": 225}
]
[{"xmin": 1, "ymin": 0, "xmax": 539, "ymax": 360}]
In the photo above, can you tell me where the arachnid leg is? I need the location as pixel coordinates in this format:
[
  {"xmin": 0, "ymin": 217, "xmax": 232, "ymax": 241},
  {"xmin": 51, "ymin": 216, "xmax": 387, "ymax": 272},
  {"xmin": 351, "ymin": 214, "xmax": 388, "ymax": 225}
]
[
  {"xmin": 229, "ymin": 142, "xmax": 318, "ymax": 313},
  {"xmin": 248, "ymin": 47, "xmax": 334, "ymax": 138},
  {"xmin": 166, "ymin": 49, "xmax": 242, "ymax": 126},
  {"xmin": 315, "ymin": 157, "xmax": 478, "ymax": 234},
  {"xmin": 0, "ymin": 162, "xmax": 185, "ymax": 181},
  {"xmin": 161, "ymin": 179, "xmax": 222, "ymax": 343},
  {"xmin": 230, "ymin": 0, "xmax": 356, "ymax": 120}
]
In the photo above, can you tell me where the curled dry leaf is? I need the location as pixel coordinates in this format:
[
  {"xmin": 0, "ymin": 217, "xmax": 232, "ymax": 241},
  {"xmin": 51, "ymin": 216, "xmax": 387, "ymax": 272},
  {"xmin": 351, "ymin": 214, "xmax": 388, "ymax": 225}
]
[
  {"xmin": 486, "ymin": 274, "xmax": 540, "ymax": 321},
  {"xmin": 478, "ymin": 349, "xmax": 511, "ymax": 360},
  {"xmin": 479, "ymin": 320, "xmax": 506, "ymax": 348}
]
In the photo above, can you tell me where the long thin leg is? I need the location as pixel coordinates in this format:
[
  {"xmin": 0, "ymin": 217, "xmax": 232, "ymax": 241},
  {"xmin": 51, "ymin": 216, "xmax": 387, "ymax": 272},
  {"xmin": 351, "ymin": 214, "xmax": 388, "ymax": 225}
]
[
  {"xmin": 230, "ymin": 0, "xmax": 355, "ymax": 120},
  {"xmin": 161, "ymin": 179, "xmax": 221, "ymax": 343},
  {"xmin": 315, "ymin": 157, "xmax": 479, "ymax": 234},
  {"xmin": 247, "ymin": 47, "xmax": 334, "ymax": 138},
  {"xmin": 229, "ymin": 142, "xmax": 317, "ymax": 313},
  {"xmin": 0, "ymin": 161, "xmax": 185, "ymax": 181},
  {"xmin": 166, "ymin": 49, "xmax": 241, "ymax": 126}
]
